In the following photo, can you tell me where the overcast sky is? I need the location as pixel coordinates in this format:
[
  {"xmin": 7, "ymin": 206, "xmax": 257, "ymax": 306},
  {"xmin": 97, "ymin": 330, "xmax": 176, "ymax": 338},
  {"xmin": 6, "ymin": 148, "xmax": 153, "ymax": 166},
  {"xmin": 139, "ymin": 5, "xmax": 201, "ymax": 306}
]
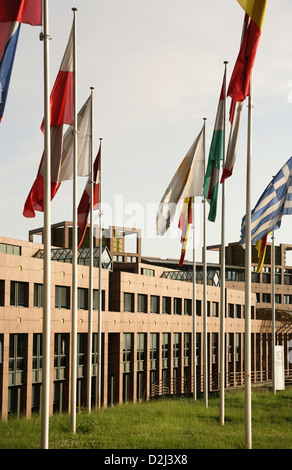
[{"xmin": 1, "ymin": 0, "xmax": 292, "ymax": 263}]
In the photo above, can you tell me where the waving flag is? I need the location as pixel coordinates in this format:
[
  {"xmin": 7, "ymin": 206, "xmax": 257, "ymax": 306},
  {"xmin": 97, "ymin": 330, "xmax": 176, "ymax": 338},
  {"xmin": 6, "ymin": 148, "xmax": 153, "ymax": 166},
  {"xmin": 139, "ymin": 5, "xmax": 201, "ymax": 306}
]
[
  {"xmin": 228, "ymin": 1, "xmax": 267, "ymax": 104},
  {"xmin": 255, "ymin": 234, "xmax": 267, "ymax": 273},
  {"xmin": 78, "ymin": 145, "xmax": 101, "ymax": 249},
  {"xmin": 157, "ymin": 127, "xmax": 205, "ymax": 236},
  {"xmin": 178, "ymin": 197, "xmax": 193, "ymax": 267},
  {"xmin": 203, "ymin": 76, "xmax": 225, "ymax": 221},
  {"xmin": 221, "ymin": 1, "xmax": 267, "ymax": 182},
  {"xmin": 23, "ymin": 26, "xmax": 74, "ymax": 218},
  {"xmin": 240, "ymin": 157, "xmax": 292, "ymax": 246},
  {"xmin": 0, "ymin": 1, "xmax": 42, "ymax": 25},
  {"xmin": 0, "ymin": 0, "xmax": 42, "ymax": 121}
]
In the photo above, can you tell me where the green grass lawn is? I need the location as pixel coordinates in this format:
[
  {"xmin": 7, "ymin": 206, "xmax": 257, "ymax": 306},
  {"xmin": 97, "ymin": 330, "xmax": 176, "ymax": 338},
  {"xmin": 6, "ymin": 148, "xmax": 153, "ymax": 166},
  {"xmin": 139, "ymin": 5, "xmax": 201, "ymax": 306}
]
[{"xmin": 0, "ymin": 387, "xmax": 291, "ymax": 449}]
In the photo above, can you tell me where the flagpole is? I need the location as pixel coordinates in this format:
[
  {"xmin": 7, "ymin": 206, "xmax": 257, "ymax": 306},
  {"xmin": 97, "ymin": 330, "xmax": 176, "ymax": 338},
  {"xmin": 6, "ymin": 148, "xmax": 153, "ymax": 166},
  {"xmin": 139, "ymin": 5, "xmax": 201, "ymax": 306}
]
[
  {"xmin": 203, "ymin": 117, "xmax": 208, "ymax": 408},
  {"xmin": 272, "ymin": 231, "xmax": 276, "ymax": 394},
  {"xmin": 97, "ymin": 137, "xmax": 103, "ymax": 409},
  {"xmin": 40, "ymin": 0, "xmax": 51, "ymax": 450},
  {"xmin": 220, "ymin": 61, "xmax": 228, "ymax": 426},
  {"xmin": 245, "ymin": 74, "xmax": 253, "ymax": 450},
  {"xmin": 71, "ymin": 7, "xmax": 78, "ymax": 434},
  {"xmin": 192, "ymin": 198, "xmax": 197, "ymax": 400},
  {"xmin": 87, "ymin": 87, "xmax": 94, "ymax": 411}
]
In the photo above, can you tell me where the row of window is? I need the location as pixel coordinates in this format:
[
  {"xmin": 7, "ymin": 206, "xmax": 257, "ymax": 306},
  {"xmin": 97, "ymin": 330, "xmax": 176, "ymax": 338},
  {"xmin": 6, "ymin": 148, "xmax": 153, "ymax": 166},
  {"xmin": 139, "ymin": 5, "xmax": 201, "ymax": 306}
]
[
  {"xmin": 256, "ymin": 292, "xmax": 292, "ymax": 304},
  {"xmin": 227, "ymin": 267, "xmax": 292, "ymax": 285},
  {"xmin": 0, "ymin": 280, "xmax": 105, "ymax": 310},
  {"xmin": 124, "ymin": 292, "xmax": 221, "ymax": 317}
]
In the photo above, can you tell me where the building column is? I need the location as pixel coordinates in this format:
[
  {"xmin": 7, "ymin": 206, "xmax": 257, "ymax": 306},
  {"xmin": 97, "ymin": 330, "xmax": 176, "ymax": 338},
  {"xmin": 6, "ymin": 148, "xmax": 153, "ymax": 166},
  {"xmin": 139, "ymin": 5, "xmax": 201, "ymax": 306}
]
[
  {"xmin": 1, "ymin": 333, "xmax": 9, "ymax": 420},
  {"xmin": 25, "ymin": 333, "xmax": 33, "ymax": 418}
]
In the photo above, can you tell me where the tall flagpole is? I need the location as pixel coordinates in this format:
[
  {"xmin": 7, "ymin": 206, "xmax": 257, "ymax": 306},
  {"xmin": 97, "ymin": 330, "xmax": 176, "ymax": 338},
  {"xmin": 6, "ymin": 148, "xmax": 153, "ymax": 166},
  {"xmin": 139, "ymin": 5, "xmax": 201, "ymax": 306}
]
[
  {"xmin": 220, "ymin": 61, "xmax": 228, "ymax": 426},
  {"xmin": 87, "ymin": 87, "xmax": 94, "ymax": 411},
  {"xmin": 71, "ymin": 7, "xmax": 78, "ymax": 434},
  {"xmin": 272, "ymin": 231, "xmax": 276, "ymax": 394},
  {"xmin": 40, "ymin": 0, "xmax": 51, "ymax": 450},
  {"xmin": 97, "ymin": 137, "xmax": 103, "ymax": 408},
  {"xmin": 245, "ymin": 74, "xmax": 253, "ymax": 450},
  {"xmin": 203, "ymin": 117, "xmax": 208, "ymax": 408},
  {"xmin": 192, "ymin": 197, "xmax": 196, "ymax": 400}
]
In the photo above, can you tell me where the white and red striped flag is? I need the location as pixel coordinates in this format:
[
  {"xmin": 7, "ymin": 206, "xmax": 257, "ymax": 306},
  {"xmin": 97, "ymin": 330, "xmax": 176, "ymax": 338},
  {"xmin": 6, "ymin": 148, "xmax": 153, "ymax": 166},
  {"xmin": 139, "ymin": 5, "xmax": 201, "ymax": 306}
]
[{"xmin": 23, "ymin": 25, "xmax": 74, "ymax": 217}]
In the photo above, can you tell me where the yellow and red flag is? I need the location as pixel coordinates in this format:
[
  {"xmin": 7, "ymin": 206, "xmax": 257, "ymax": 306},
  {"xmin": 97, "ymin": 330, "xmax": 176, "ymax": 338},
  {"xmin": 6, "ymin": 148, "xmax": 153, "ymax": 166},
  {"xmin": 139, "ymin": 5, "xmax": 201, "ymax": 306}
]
[{"xmin": 255, "ymin": 234, "xmax": 267, "ymax": 273}]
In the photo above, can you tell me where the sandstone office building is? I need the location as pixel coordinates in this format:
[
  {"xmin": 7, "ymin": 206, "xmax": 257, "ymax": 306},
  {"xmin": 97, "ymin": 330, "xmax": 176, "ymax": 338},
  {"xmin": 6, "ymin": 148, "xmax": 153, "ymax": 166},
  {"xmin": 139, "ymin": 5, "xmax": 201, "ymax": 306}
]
[{"xmin": 0, "ymin": 221, "xmax": 291, "ymax": 418}]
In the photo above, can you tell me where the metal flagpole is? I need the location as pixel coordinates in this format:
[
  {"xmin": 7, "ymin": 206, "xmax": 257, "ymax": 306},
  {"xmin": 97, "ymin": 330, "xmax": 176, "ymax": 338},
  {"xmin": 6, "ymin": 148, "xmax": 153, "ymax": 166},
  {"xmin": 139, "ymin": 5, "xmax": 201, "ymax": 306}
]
[
  {"xmin": 87, "ymin": 87, "xmax": 94, "ymax": 411},
  {"xmin": 203, "ymin": 117, "xmax": 208, "ymax": 408},
  {"xmin": 220, "ymin": 61, "xmax": 228, "ymax": 426},
  {"xmin": 245, "ymin": 74, "xmax": 253, "ymax": 450},
  {"xmin": 40, "ymin": 0, "xmax": 51, "ymax": 450},
  {"xmin": 192, "ymin": 197, "xmax": 196, "ymax": 400},
  {"xmin": 71, "ymin": 7, "xmax": 78, "ymax": 434},
  {"xmin": 272, "ymin": 231, "xmax": 276, "ymax": 394},
  {"xmin": 97, "ymin": 137, "xmax": 103, "ymax": 408}
]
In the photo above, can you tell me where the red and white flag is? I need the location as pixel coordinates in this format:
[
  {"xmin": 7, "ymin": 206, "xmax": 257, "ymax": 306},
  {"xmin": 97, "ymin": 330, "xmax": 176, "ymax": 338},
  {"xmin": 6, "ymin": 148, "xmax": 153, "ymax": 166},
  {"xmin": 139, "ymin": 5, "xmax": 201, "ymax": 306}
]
[
  {"xmin": 23, "ymin": 26, "xmax": 74, "ymax": 218},
  {"xmin": 77, "ymin": 145, "xmax": 101, "ymax": 249}
]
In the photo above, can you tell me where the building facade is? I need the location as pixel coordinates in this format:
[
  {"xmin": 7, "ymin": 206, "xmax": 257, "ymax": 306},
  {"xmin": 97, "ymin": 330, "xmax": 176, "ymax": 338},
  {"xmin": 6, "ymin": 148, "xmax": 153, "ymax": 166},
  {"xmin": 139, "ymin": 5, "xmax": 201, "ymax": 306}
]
[{"xmin": 0, "ymin": 222, "xmax": 291, "ymax": 419}]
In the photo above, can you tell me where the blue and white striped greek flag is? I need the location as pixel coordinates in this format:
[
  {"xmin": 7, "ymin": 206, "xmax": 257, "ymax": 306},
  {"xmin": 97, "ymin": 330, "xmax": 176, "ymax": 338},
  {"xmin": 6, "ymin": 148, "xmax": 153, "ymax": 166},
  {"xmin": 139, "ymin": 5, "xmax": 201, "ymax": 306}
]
[{"xmin": 240, "ymin": 157, "xmax": 292, "ymax": 245}]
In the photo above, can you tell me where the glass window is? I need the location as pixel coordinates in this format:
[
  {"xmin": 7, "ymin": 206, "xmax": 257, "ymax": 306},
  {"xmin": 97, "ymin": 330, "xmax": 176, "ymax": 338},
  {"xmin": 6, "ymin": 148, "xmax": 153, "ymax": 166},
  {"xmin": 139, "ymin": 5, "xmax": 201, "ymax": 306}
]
[
  {"xmin": 78, "ymin": 288, "xmax": 88, "ymax": 310},
  {"xmin": 124, "ymin": 293, "xmax": 134, "ymax": 312},
  {"xmin": 10, "ymin": 281, "xmax": 28, "ymax": 307},
  {"xmin": 55, "ymin": 286, "xmax": 70, "ymax": 309},
  {"xmin": 174, "ymin": 298, "xmax": 182, "ymax": 315},
  {"xmin": 137, "ymin": 294, "xmax": 147, "ymax": 313},
  {"xmin": 184, "ymin": 299, "xmax": 192, "ymax": 316},
  {"xmin": 150, "ymin": 295, "xmax": 159, "ymax": 314},
  {"xmin": 34, "ymin": 283, "xmax": 43, "ymax": 308},
  {"xmin": 162, "ymin": 296, "xmax": 171, "ymax": 315}
]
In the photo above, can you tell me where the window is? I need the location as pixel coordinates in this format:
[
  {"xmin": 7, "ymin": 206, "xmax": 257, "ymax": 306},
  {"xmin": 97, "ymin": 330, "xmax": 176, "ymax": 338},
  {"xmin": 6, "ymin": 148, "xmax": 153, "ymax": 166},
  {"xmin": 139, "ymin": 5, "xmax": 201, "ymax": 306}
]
[
  {"xmin": 236, "ymin": 304, "xmax": 241, "ymax": 319},
  {"xmin": 262, "ymin": 267, "xmax": 271, "ymax": 284},
  {"xmin": 212, "ymin": 302, "xmax": 219, "ymax": 318},
  {"xmin": 137, "ymin": 334, "xmax": 145, "ymax": 372},
  {"xmin": 124, "ymin": 293, "xmax": 134, "ymax": 312},
  {"xmin": 162, "ymin": 333, "xmax": 169, "ymax": 369},
  {"xmin": 211, "ymin": 333, "xmax": 218, "ymax": 364},
  {"xmin": 77, "ymin": 334, "xmax": 86, "ymax": 378},
  {"xmin": 184, "ymin": 299, "xmax": 192, "ymax": 316},
  {"xmin": 275, "ymin": 268, "xmax": 281, "ymax": 285},
  {"xmin": 184, "ymin": 333, "xmax": 191, "ymax": 367},
  {"xmin": 196, "ymin": 299, "xmax": 201, "ymax": 316},
  {"xmin": 78, "ymin": 288, "xmax": 88, "ymax": 310},
  {"xmin": 141, "ymin": 268, "xmax": 155, "ymax": 277},
  {"xmin": 9, "ymin": 334, "xmax": 26, "ymax": 387},
  {"xmin": 284, "ymin": 269, "xmax": 292, "ymax": 285},
  {"xmin": 174, "ymin": 298, "xmax": 182, "ymax": 315},
  {"xmin": 0, "ymin": 280, "xmax": 4, "ymax": 306},
  {"xmin": 32, "ymin": 334, "xmax": 42, "ymax": 384},
  {"xmin": 54, "ymin": 333, "xmax": 67, "ymax": 381},
  {"xmin": 275, "ymin": 294, "xmax": 281, "ymax": 304},
  {"xmin": 284, "ymin": 294, "xmax": 292, "ymax": 304},
  {"xmin": 10, "ymin": 281, "xmax": 28, "ymax": 307},
  {"xmin": 262, "ymin": 293, "xmax": 271, "ymax": 303},
  {"xmin": 173, "ymin": 333, "xmax": 180, "ymax": 368},
  {"xmin": 34, "ymin": 283, "xmax": 43, "ymax": 308},
  {"xmin": 93, "ymin": 289, "xmax": 105, "ymax": 311},
  {"xmin": 137, "ymin": 294, "xmax": 147, "ymax": 313},
  {"xmin": 228, "ymin": 303, "xmax": 234, "ymax": 318},
  {"xmin": 123, "ymin": 333, "xmax": 132, "ymax": 373},
  {"xmin": 162, "ymin": 296, "xmax": 171, "ymax": 315},
  {"xmin": 150, "ymin": 295, "xmax": 159, "ymax": 314},
  {"xmin": 0, "ymin": 242, "xmax": 21, "ymax": 255},
  {"xmin": 150, "ymin": 334, "xmax": 158, "ymax": 370},
  {"xmin": 55, "ymin": 286, "xmax": 70, "ymax": 309}
]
